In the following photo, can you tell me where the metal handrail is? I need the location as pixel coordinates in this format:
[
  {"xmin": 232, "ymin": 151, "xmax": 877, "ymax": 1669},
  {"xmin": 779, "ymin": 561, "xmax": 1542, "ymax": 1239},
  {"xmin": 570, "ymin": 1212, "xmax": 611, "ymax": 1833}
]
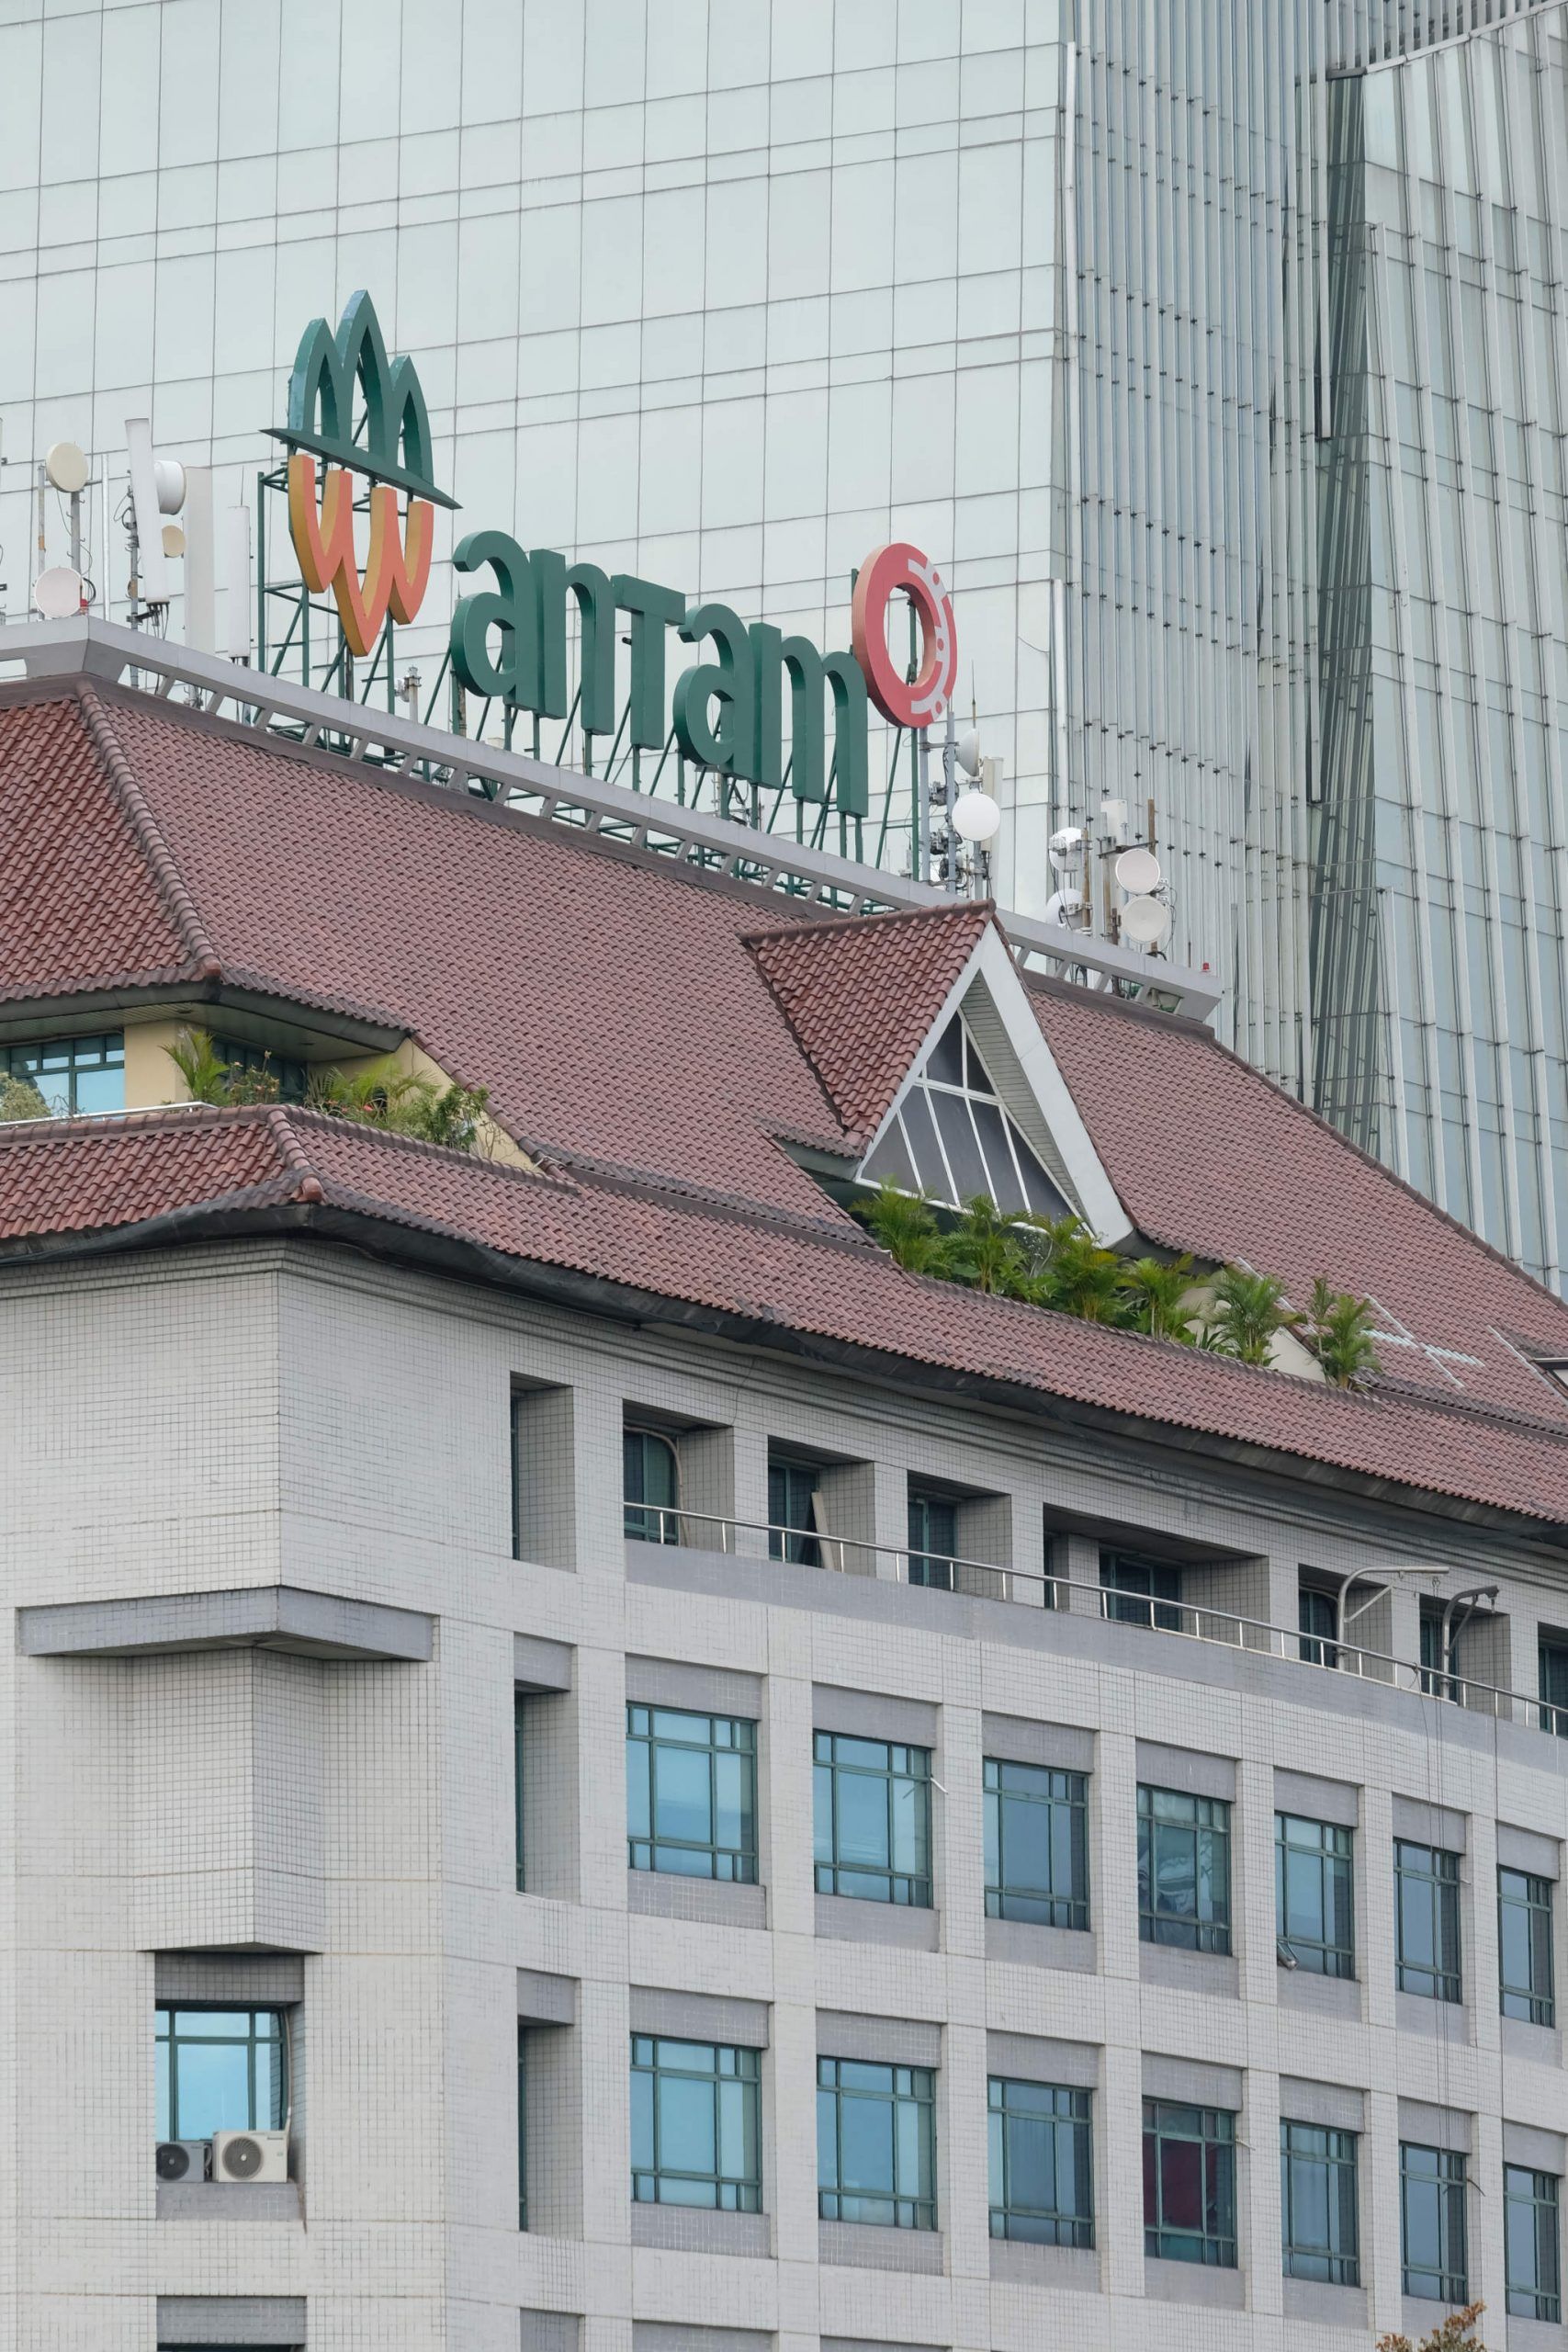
[{"xmin": 626, "ymin": 1503, "xmax": 1563, "ymax": 1735}]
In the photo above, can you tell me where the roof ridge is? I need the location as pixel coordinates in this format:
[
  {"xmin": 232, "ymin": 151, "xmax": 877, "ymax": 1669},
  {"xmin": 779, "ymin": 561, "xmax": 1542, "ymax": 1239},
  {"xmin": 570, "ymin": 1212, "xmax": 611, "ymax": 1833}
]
[
  {"xmin": 741, "ymin": 899, "xmax": 993, "ymax": 947},
  {"xmin": 75, "ymin": 685, "xmax": 220, "ymax": 982},
  {"xmin": 265, "ymin": 1104, "xmax": 325, "ymax": 1204}
]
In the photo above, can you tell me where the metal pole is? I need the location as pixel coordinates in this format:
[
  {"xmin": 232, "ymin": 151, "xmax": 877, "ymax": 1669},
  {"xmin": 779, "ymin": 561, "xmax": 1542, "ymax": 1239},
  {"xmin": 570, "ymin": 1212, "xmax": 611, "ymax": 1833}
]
[
  {"xmin": 915, "ymin": 727, "xmax": 931, "ymax": 883},
  {"xmin": 940, "ymin": 703, "xmax": 959, "ymax": 895}
]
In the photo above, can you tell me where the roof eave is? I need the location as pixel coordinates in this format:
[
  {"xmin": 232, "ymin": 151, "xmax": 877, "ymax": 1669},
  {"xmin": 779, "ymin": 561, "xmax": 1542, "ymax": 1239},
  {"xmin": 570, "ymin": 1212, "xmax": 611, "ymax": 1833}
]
[{"xmin": 7, "ymin": 1198, "xmax": 1564, "ymax": 1553}]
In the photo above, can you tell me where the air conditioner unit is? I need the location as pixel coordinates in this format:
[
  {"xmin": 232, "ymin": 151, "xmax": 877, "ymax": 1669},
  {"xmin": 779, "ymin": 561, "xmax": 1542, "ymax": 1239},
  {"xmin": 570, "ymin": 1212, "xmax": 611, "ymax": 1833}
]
[
  {"xmin": 210, "ymin": 2127, "xmax": 288, "ymax": 2184},
  {"xmin": 155, "ymin": 2139, "xmax": 209, "ymax": 2183}
]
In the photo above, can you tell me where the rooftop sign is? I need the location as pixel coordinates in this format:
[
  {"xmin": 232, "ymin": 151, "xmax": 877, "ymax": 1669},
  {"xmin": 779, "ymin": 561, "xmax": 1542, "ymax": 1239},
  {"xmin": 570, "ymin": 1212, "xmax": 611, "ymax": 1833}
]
[{"xmin": 276, "ymin": 290, "xmax": 956, "ymax": 820}]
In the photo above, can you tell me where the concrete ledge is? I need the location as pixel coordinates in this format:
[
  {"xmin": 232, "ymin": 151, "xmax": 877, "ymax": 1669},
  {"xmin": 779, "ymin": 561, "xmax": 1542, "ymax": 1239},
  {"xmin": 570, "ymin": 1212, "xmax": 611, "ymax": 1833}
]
[
  {"xmin": 155, "ymin": 2179, "xmax": 302, "ymax": 2222},
  {"xmin": 17, "ymin": 1583, "xmax": 433, "ymax": 1662},
  {"xmin": 156, "ymin": 2295, "xmax": 307, "ymax": 2342},
  {"xmin": 989, "ymin": 2238, "xmax": 1100, "ymax": 2290},
  {"xmin": 629, "ymin": 2203, "xmax": 770, "ymax": 2256},
  {"xmin": 1145, "ymin": 2255, "xmax": 1245, "ymax": 2307},
  {"xmin": 818, "ymin": 2218, "xmax": 943, "ymax": 2271},
  {"xmin": 627, "ymin": 1871, "xmax": 767, "ymax": 1930}
]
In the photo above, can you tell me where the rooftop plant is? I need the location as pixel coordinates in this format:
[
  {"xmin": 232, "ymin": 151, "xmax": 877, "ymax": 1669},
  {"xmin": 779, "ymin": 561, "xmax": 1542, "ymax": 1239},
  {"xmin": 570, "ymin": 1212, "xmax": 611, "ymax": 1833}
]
[
  {"xmin": 164, "ymin": 1030, "xmax": 490, "ymax": 1152},
  {"xmin": 852, "ymin": 1185, "xmax": 1379, "ymax": 1387},
  {"xmin": 1303, "ymin": 1273, "xmax": 1382, "ymax": 1389}
]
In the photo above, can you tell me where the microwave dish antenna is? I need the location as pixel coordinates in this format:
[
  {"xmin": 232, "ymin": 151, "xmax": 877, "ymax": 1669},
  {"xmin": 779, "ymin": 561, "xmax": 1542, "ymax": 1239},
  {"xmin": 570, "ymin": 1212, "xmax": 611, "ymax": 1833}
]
[
  {"xmin": 1115, "ymin": 844, "xmax": 1163, "ymax": 895},
  {"xmin": 33, "ymin": 563, "xmax": 86, "ymax": 619},
  {"xmin": 1121, "ymin": 894, "xmax": 1172, "ymax": 947},
  {"xmin": 44, "ymin": 440, "xmax": 89, "ymax": 495}
]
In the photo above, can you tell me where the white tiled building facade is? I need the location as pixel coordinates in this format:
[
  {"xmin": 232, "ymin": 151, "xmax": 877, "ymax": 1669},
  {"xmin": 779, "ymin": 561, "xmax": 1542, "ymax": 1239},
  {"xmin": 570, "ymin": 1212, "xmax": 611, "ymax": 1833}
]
[{"xmin": 8, "ymin": 1232, "xmax": 1568, "ymax": 2347}]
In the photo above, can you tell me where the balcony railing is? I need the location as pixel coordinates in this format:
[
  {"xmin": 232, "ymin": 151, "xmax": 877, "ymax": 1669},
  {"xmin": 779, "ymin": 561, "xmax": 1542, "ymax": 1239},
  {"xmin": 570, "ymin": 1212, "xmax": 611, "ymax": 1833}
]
[{"xmin": 626, "ymin": 1504, "xmax": 1564, "ymax": 1736}]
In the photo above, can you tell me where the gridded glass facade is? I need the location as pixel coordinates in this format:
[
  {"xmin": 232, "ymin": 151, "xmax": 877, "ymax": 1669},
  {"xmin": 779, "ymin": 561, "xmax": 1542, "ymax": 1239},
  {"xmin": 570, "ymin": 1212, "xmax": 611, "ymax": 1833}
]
[
  {"xmin": 1400, "ymin": 2141, "xmax": 1469, "ymax": 2303},
  {"xmin": 1395, "ymin": 1839, "xmax": 1462, "ymax": 2000},
  {"xmin": 1506, "ymin": 2164, "xmax": 1562, "ymax": 2321},
  {"xmin": 1280, "ymin": 2120, "xmax": 1360, "ymax": 2285},
  {"xmin": 813, "ymin": 1732, "xmax": 931, "ymax": 1905},
  {"xmin": 987, "ymin": 2077, "xmax": 1093, "ymax": 2247},
  {"xmin": 817, "ymin": 2057, "xmax": 934, "ymax": 2230},
  {"xmin": 155, "ymin": 2007, "xmax": 285, "ymax": 2142},
  {"xmin": 626, "ymin": 1704, "xmax": 757, "ymax": 1883},
  {"xmin": 1276, "ymin": 1814, "xmax": 1356, "ymax": 1978},
  {"xmin": 1143, "ymin": 2101, "xmax": 1237, "ymax": 2267},
  {"xmin": 2, "ymin": 1034, "xmax": 124, "ymax": 1116},
  {"xmin": 1499, "ymin": 1865, "xmax": 1556, "ymax": 2024},
  {"xmin": 630, "ymin": 2036, "xmax": 761, "ymax": 2211},
  {"xmin": 983, "ymin": 1756, "xmax": 1089, "ymax": 1928},
  {"xmin": 1317, "ymin": 17, "xmax": 1568, "ymax": 1283},
  {"xmin": 1137, "ymin": 1785, "xmax": 1231, "ymax": 1953}
]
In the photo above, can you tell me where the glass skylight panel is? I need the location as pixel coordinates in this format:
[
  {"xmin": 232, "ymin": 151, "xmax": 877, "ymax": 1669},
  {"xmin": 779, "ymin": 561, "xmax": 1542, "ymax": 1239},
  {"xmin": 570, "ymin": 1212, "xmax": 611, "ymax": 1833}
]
[{"xmin": 862, "ymin": 1015, "xmax": 1066, "ymax": 1217}]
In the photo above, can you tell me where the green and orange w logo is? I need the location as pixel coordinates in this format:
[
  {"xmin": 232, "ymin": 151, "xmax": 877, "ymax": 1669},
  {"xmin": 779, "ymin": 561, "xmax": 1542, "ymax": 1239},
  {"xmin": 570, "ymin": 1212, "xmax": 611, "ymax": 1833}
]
[{"xmin": 277, "ymin": 290, "xmax": 454, "ymax": 657}]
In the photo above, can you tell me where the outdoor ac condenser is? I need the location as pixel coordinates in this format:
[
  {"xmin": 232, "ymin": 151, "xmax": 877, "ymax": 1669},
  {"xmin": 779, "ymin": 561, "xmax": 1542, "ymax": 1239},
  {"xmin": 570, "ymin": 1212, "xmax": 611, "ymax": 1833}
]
[
  {"xmin": 210, "ymin": 2127, "xmax": 288, "ymax": 2183},
  {"xmin": 154, "ymin": 2139, "xmax": 208, "ymax": 2183}
]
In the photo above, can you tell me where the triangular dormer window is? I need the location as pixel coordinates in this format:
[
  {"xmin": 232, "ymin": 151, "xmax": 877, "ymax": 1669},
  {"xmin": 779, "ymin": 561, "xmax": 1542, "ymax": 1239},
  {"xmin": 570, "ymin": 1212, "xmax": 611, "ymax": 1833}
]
[{"xmin": 861, "ymin": 1011, "xmax": 1070, "ymax": 1218}]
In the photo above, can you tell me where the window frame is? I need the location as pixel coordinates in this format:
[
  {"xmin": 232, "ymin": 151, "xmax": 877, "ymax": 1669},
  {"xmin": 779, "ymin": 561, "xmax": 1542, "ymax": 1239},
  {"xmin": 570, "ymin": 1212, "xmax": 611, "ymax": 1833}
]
[
  {"xmin": 814, "ymin": 1731, "xmax": 931, "ymax": 1906},
  {"xmin": 1505, "ymin": 2164, "xmax": 1562, "ymax": 2322},
  {"xmin": 1297, "ymin": 1582, "xmax": 1340, "ymax": 1667},
  {"xmin": 1394, "ymin": 1839, "xmax": 1463, "ymax": 2003},
  {"xmin": 1399, "ymin": 2141, "xmax": 1469, "ymax": 2304},
  {"xmin": 987, "ymin": 2075, "xmax": 1094, "ymax": 2247},
  {"xmin": 3, "ymin": 1030, "xmax": 125, "ymax": 1116},
  {"xmin": 623, "ymin": 1426, "xmax": 680, "ymax": 1544},
  {"xmin": 1498, "ymin": 1865, "xmax": 1555, "ymax": 2026},
  {"xmin": 1142, "ymin": 2099, "xmax": 1237, "ymax": 2267},
  {"xmin": 630, "ymin": 2034, "xmax": 761, "ymax": 2213},
  {"xmin": 907, "ymin": 1487, "xmax": 958, "ymax": 1591},
  {"xmin": 859, "ymin": 1010, "xmax": 1065, "ymax": 1217},
  {"xmin": 1540, "ymin": 1634, "xmax": 1568, "ymax": 1735},
  {"xmin": 768, "ymin": 1457, "xmax": 821, "ymax": 1567},
  {"xmin": 1280, "ymin": 2119, "xmax": 1360, "ymax": 2286},
  {"xmin": 984, "ymin": 1756, "xmax": 1089, "ymax": 1929},
  {"xmin": 817, "ymin": 2055, "xmax": 936, "ymax": 2231},
  {"xmin": 1137, "ymin": 1783, "xmax": 1232, "ymax": 1954},
  {"xmin": 626, "ymin": 1702, "xmax": 758, "ymax": 1883},
  {"xmin": 154, "ymin": 2005, "xmax": 287, "ymax": 2143},
  {"xmin": 1275, "ymin": 1813, "xmax": 1356, "ymax": 1979},
  {"xmin": 1101, "ymin": 1552, "xmax": 1182, "ymax": 1632}
]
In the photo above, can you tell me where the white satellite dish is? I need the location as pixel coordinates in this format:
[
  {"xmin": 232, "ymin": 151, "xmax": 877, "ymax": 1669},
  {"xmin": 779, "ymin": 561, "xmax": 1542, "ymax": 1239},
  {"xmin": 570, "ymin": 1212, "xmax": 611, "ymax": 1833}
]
[
  {"xmin": 44, "ymin": 440, "xmax": 89, "ymax": 495},
  {"xmin": 955, "ymin": 728, "xmax": 982, "ymax": 780},
  {"xmin": 1121, "ymin": 895, "xmax": 1172, "ymax": 947},
  {"xmin": 1115, "ymin": 844, "xmax": 1163, "ymax": 895},
  {"xmin": 1044, "ymin": 887, "xmax": 1083, "ymax": 928},
  {"xmin": 33, "ymin": 564, "xmax": 85, "ymax": 619},
  {"xmin": 952, "ymin": 786, "xmax": 1000, "ymax": 844},
  {"xmin": 1048, "ymin": 824, "xmax": 1083, "ymax": 874},
  {"xmin": 161, "ymin": 523, "xmax": 186, "ymax": 559}
]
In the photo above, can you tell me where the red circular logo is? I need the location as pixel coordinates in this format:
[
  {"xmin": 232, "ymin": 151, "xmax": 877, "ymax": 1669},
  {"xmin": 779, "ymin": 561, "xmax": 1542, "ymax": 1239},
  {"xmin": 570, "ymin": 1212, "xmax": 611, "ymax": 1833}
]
[{"xmin": 851, "ymin": 541, "xmax": 957, "ymax": 729}]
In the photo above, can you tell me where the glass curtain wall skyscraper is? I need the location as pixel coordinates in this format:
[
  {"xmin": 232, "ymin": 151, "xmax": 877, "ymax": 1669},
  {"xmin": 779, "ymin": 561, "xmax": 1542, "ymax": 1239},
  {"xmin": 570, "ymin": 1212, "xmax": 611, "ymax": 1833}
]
[{"xmin": 0, "ymin": 0, "xmax": 1564, "ymax": 1278}]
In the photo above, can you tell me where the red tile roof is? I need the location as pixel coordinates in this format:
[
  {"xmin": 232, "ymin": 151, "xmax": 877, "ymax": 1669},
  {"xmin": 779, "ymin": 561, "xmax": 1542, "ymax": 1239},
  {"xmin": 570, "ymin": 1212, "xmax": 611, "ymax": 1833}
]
[
  {"xmin": 1031, "ymin": 978, "xmax": 1568, "ymax": 1424},
  {"xmin": 6, "ymin": 1102, "xmax": 1568, "ymax": 1529},
  {"xmin": 3, "ymin": 679, "xmax": 1568, "ymax": 1527},
  {"xmin": 748, "ymin": 903, "xmax": 990, "ymax": 1138}
]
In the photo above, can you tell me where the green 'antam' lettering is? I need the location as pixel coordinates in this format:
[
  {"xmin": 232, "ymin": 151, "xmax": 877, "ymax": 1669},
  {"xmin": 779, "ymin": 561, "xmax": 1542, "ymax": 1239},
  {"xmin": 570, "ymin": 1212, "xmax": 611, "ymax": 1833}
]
[{"xmin": 450, "ymin": 533, "xmax": 869, "ymax": 816}]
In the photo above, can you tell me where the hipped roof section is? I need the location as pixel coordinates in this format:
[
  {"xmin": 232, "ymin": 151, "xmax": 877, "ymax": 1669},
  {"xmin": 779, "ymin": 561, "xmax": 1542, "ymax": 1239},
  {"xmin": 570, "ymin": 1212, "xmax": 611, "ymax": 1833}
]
[{"xmin": 2, "ymin": 678, "xmax": 1568, "ymax": 1524}]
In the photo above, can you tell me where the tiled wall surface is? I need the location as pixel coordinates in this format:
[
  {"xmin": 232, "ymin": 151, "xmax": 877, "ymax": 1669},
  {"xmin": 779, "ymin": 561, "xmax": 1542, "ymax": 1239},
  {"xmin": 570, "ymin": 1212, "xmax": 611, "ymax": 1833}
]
[{"xmin": 4, "ymin": 1235, "xmax": 1568, "ymax": 2345}]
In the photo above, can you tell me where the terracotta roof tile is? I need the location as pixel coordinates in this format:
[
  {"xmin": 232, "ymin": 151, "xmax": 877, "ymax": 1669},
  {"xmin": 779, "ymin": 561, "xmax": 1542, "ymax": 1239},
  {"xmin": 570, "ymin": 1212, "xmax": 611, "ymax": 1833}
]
[
  {"xmin": 1030, "ymin": 978, "xmax": 1568, "ymax": 1423},
  {"xmin": 747, "ymin": 902, "xmax": 990, "ymax": 1136},
  {"xmin": 6, "ymin": 1105, "xmax": 1568, "ymax": 1529},
  {"xmin": 4, "ymin": 680, "xmax": 1568, "ymax": 1524}
]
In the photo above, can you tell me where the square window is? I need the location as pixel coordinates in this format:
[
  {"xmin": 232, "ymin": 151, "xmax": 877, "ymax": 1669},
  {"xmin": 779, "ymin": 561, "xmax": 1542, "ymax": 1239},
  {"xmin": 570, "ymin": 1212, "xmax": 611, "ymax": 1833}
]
[
  {"xmin": 818, "ymin": 2054, "xmax": 935, "ymax": 2230},
  {"xmin": 626, "ymin": 1705, "xmax": 757, "ymax": 1883},
  {"xmin": 814, "ymin": 1731, "xmax": 931, "ymax": 1906},
  {"xmin": 985, "ymin": 1757, "xmax": 1089, "ymax": 1929},
  {"xmin": 988, "ymin": 2077, "xmax": 1093, "ymax": 2246},
  {"xmin": 630, "ymin": 2035, "xmax": 761, "ymax": 2211},
  {"xmin": 1138, "ymin": 1784, "xmax": 1231, "ymax": 1953}
]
